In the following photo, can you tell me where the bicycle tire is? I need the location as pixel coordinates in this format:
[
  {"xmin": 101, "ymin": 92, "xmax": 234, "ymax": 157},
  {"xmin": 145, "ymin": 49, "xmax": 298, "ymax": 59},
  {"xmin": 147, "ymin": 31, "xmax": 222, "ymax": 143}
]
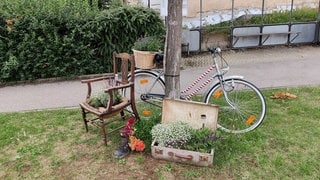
[
  {"xmin": 204, "ymin": 78, "xmax": 266, "ymax": 133},
  {"xmin": 127, "ymin": 70, "xmax": 165, "ymax": 114}
]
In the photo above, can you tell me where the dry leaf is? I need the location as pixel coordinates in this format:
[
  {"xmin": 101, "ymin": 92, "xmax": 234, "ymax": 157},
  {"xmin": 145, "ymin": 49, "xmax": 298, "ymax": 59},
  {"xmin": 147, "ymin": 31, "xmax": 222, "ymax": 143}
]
[
  {"xmin": 5, "ymin": 19, "xmax": 14, "ymax": 25},
  {"xmin": 270, "ymin": 92, "xmax": 297, "ymax": 99}
]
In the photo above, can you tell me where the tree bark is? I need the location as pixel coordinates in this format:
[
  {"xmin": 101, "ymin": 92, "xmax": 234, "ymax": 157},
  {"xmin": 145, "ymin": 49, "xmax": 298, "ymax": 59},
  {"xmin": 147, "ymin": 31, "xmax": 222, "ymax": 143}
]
[{"xmin": 164, "ymin": 0, "xmax": 183, "ymax": 99}]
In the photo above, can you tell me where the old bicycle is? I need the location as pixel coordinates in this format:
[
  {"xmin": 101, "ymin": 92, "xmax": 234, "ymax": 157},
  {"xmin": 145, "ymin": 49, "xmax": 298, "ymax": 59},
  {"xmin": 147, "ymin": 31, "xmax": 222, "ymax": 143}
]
[{"xmin": 127, "ymin": 47, "xmax": 266, "ymax": 133}]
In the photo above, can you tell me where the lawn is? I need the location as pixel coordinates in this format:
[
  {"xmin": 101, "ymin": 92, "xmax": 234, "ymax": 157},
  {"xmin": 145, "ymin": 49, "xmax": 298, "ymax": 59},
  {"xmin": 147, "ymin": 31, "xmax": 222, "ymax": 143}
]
[{"xmin": 0, "ymin": 86, "xmax": 319, "ymax": 179}]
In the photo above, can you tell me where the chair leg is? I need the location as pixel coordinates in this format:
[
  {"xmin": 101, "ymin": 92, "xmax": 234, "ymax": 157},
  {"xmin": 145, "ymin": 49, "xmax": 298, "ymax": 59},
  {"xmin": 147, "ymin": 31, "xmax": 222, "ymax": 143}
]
[
  {"xmin": 80, "ymin": 107, "xmax": 89, "ymax": 132},
  {"xmin": 130, "ymin": 103, "xmax": 140, "ymax": 120},
  {"xmin": 99, "ymin": 118, "xmax": 108, "ymax": 146},
  {"xmin": 120, "ymin": 110, "xmax": 125, "ymax": 120}
]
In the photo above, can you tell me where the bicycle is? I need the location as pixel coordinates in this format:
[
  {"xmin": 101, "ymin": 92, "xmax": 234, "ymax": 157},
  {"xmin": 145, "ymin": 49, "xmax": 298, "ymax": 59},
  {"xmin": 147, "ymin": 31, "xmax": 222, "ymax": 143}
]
[{"xmin": 127, "ymin": 47, "xmax": 266, "ymax": 133}]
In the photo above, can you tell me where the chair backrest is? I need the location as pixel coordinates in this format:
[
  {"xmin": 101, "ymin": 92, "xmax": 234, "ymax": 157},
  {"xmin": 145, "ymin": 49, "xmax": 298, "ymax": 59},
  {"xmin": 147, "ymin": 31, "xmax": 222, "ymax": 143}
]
[{"xmin": 112, "ymin": 52, "xmax": 135, "ymax": 84}]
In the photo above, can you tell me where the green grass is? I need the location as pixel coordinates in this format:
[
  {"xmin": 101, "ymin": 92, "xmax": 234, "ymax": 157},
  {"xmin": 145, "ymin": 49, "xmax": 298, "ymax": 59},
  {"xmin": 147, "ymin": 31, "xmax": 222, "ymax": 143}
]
[
  {"xmin": 205, "ymin": 8, "xmax": 318, "ymax": 33},
  {"xmin": 0, "ymin": 86, "xmax": 320, "ymax": 179}
]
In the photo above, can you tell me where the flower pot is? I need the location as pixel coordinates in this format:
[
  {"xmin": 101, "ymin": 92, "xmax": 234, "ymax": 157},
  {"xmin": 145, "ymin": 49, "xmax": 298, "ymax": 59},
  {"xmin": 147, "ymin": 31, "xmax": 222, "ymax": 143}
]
[
  {"xmin": 132, "ymin": 49, "xmax": 156, "ymax": 69},
  {"xmin": 151, "ymin": 141, "xmax": 214, "ymax": 167}
]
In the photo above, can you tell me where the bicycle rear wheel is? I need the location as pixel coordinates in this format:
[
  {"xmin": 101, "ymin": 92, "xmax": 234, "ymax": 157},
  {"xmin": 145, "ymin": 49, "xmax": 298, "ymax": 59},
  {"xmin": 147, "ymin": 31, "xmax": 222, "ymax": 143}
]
[
  {"xmin": 205, "ymin": 78, "xmax": 266, "ymax": 133},
  {"xmin": 127, "ymin": 70, "xmax": 165, "ymax": 115}
]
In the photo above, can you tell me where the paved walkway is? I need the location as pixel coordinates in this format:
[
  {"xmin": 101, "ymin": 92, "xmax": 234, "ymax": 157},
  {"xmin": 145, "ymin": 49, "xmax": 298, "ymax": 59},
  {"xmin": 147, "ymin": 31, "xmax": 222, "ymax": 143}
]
[{"xmin": 1, "ymin": 45, "xmax": 320, "ymax": 113}]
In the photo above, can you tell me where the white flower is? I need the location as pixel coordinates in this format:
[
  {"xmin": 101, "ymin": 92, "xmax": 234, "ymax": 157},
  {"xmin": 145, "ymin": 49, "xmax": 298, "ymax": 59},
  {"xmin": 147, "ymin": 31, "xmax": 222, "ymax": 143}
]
[{"xmin": 151, "ymin": 121, "xmax": 192, "ymax": 147}]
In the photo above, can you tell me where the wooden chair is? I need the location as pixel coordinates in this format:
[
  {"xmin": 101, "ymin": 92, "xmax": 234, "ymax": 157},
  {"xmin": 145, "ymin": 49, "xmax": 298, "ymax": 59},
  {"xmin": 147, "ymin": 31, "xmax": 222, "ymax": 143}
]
[{"xmin": 79, "ymin": 52, "xmax": 140, "ymax": 145}]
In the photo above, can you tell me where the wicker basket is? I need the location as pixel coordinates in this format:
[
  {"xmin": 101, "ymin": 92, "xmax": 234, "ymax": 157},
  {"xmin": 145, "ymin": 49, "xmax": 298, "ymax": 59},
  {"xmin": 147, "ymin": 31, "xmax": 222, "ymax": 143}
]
[{"xmin": 133, "ymin": 49, "xmax": 156, "ymax": 69}]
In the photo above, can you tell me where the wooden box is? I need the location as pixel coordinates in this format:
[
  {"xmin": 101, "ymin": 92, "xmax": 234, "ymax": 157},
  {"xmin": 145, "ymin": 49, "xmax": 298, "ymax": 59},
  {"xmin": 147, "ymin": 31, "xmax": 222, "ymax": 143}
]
[{"xmin": 151, "ymin": 98, "xmax": 219, "ymax": 166}]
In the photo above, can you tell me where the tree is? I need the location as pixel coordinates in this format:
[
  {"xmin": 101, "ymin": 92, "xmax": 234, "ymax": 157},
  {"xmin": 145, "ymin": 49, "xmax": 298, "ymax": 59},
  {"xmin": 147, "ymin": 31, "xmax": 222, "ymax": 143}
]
[{"xmin": 164, "ymin": 0, "xmax": 183, "ymax": 99}]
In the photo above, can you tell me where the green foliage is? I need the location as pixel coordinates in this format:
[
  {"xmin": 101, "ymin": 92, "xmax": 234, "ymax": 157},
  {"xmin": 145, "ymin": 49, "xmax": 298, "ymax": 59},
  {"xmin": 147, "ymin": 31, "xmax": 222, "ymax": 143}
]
[
  {"xmin": 89, "ymin": 90, "xmax": 121, "ymax": 108},
  {"xmin": 0, "ymin": 2, "xmax": 165, "ymax": 82},
  {"xmin": 0, "ymin": 0, "xmax": 99, "ymax": 19},
  {"xmin": 204, "ymin": 8, "xmax": 318, "ymax": 33},
  {"xmin": 238, "ymin": 8, "xmax": 318, "ymax": 25},
  {"xmin": 134, "ymin": 113, "xmax": 161, "ymax": 152},
  {"xmin": 183, "ymin": 127, "xmax": 217, "ymax": 153}
]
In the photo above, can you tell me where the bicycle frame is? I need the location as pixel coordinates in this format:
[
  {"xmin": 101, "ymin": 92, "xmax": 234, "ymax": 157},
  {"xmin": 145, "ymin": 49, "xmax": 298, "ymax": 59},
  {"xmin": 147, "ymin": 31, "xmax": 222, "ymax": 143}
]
[{"xmin": 134, "ymin": 48, "xmax": 244, "ymax": 103}]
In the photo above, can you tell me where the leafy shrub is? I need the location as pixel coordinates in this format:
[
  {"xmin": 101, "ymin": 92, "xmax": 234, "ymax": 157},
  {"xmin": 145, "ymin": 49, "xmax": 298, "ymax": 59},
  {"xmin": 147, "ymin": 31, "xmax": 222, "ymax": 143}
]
[{"xmin": 0, "ymin": 2, "xmax": 165, "ymax": 83}]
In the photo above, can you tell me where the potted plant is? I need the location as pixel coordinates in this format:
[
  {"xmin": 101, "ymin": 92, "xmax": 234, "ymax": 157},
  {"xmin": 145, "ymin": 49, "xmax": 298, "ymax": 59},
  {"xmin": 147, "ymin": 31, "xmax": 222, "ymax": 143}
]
[
  {"xmin": 150, "ymin": 121, "xmax": 217, "ymax": 166},
  {"xmin": 132, "ymin": 36, "xmax": 164, "ymax": 69}
]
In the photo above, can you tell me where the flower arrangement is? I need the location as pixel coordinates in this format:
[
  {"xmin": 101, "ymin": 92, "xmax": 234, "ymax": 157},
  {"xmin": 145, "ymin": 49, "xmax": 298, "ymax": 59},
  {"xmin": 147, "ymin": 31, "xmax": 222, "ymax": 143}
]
[
  {"xmin": 151, "ymin": 121, "xmax": 217, "ymax": 153},
  {"xmin": 120, "ymin": 116, "xmax": 135, "ymax": 137},
  {"xmin": 129, "ymin": 136, "xmax": 145, "ymax": 152},
  {"xmin": 120, "ymin": 117, "xmax": 145, "ymax": 152},
  {"xmin": 151, "ymin": 121, "xmax": 193, "ymax": 148}
]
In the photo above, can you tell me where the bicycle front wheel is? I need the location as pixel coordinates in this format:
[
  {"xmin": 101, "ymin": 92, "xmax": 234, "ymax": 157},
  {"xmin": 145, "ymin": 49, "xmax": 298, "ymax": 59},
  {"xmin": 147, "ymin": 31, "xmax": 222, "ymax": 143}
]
[
  {"xmin": 205, "ymin": 78, "xmax": 266, "ymax": 133},
  {"xmin": 128, "ymin": 70, "xmax": 165, "ymax": 114}
]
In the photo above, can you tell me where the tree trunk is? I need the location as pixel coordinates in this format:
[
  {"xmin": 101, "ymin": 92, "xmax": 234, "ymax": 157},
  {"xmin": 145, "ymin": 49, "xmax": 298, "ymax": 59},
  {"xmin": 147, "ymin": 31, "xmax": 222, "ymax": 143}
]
[{"xmin": 164, "ymin": 0, "xmax": 183, "ymax": 99}]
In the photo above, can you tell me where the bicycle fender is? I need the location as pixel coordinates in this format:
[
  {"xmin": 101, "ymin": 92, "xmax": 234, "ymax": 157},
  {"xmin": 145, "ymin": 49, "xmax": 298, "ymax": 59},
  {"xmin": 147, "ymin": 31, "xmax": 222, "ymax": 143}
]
[
  {"xmin": 223, "ymin": 75, "xmax": 244, "ymax": 80},
  {"xmin": 132, "ymin": 69, "xmax": 164, "ymax": 80}
]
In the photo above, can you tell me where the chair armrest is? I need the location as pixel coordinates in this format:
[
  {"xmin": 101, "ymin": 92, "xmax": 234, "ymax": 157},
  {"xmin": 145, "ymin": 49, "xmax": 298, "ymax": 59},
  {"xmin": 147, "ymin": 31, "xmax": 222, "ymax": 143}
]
[
  {"xmin": 104, "ymin": 82, "xmax": 133, "ymax": 92},
  {"xmin": 102, "ymin": 82, "xmax": 133, "ymax": 112},
  {"xmin": 81, "ymin": 74, "xmax": 114, "ymax": 84},
  {"xmin": 81, "ymin": 74, "xmax": 114, "ymax": 100}
]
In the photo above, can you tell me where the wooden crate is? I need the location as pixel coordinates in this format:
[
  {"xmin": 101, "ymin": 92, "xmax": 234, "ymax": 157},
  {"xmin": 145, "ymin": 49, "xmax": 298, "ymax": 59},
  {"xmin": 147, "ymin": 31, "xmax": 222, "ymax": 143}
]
[{"xmin": 151, "ymin": 98, "xmax": 219, "ymax": 166}]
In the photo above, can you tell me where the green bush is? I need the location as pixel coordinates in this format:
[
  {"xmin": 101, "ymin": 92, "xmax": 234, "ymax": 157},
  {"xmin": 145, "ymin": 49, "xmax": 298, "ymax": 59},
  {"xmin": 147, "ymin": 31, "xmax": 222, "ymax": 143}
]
[{"xmin": 0, "ymin": 1, "xmax": 165, "ymax": 82}]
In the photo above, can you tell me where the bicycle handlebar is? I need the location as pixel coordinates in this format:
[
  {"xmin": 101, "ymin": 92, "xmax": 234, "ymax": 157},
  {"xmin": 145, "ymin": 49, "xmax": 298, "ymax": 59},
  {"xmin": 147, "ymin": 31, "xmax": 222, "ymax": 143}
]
[{"xmin": 207, "ymin": 47, "xmax": 221, "ymax": 54}]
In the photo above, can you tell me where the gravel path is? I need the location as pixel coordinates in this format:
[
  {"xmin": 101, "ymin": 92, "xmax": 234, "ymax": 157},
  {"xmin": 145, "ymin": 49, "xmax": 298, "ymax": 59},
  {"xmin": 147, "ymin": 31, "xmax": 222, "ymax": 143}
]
[{"xmin": 1, "ymin": 45, "xmax": 319, "ymax": 113}]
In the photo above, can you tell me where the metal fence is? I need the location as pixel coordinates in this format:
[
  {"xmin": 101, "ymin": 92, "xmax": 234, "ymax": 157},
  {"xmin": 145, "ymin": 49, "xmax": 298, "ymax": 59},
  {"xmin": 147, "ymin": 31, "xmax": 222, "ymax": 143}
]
[
  {"xmin": 181, "ymin": 0, "xmax": 320, "ymax": 51},
  {"xmin": 230, "ymin": 0, "xmax": 320, "ymax": 48}
]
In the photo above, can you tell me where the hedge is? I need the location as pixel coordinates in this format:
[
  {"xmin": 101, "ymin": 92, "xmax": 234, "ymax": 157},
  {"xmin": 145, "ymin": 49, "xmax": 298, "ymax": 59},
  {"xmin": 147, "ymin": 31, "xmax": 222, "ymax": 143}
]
[{"xmin": 0, "ymin": 5, "xmax": 165, "ymax": 82}]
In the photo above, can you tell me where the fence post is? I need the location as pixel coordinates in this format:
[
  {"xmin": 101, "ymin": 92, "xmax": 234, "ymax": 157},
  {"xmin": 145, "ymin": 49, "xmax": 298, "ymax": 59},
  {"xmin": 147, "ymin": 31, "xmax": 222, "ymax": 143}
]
[
  {"xmin": 230, "ymin": 0, "xmax": 235, "ymax": 47},
  {"xmin": 316, "ymin": 1, "xmax": 320, "ymax": 44},
  {"xmin": 288, "ymin": 0, "xmax": 294, "ymax": 45},
  {"xmin": 259, "ymin": 0, "xmax": 265, "ymax": 46}
]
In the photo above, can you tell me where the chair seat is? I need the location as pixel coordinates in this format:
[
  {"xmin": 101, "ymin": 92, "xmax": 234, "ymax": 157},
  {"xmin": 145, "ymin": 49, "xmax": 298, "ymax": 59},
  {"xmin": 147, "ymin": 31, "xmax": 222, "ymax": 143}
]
[{"xmin": 80, "ymin": 97, "xmax": 130, "ymax": 116}]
